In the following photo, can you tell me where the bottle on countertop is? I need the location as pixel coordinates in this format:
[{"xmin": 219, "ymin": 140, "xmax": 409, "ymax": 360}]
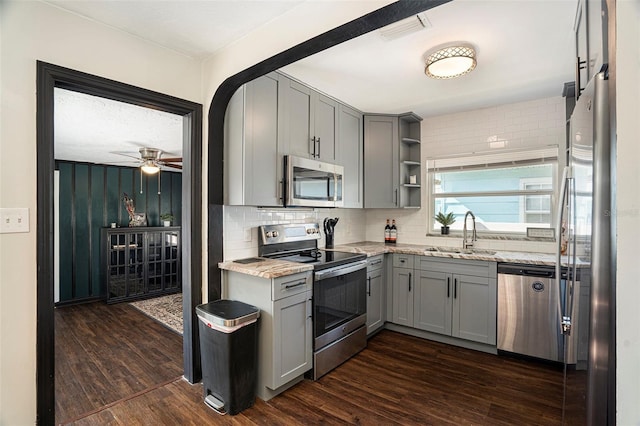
[
  {"xmin": 389, "ymin": 219, "xmax": 397, "ymax": 244},
  {"xmin": 384, "ymin": 219, "xmax": 391, "ymax": 243}
]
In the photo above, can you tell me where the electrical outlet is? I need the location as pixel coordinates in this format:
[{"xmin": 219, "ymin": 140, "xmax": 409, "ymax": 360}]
[
  {"xmin": 0, "ymin": 208, "xmax": 30, "ymax": 233},
  {"xmin": 243, "ymin": 227, "xmax": 252, "ymax": 242}
]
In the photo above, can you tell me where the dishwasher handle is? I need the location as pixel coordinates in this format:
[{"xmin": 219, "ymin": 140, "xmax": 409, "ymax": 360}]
[
  {"xmin": 497, "ymin": 263, "xmax": 556, "ymax": 278},
  {"xmin": 522, "ymin": 269, "xmax": 553, "ymax": 278}
]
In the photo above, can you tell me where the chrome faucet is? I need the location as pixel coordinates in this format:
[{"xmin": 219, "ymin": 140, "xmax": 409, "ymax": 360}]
[{"xmin": 462, "ymin": 211, "xmax": 477, "ymax": 249}]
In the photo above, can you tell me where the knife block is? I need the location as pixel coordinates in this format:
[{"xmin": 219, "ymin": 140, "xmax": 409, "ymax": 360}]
[{"xmin": 325, "ymin": 234, "xmax": 334, "ymax": 249}]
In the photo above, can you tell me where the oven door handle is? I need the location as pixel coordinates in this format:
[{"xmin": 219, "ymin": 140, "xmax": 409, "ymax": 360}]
[{"xmin": 314, "ymin": 260, "xmax": 368, "ymax": 281}]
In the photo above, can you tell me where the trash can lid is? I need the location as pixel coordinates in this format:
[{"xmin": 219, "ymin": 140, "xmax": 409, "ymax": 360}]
[{"xmin": 196, "ymin": 299, "xmax": 260, "ymax": 327}]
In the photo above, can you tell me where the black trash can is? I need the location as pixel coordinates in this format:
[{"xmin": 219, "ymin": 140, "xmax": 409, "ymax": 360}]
[{"xmin": 196, "ymin": 299, "xmax": 260, "ymax": 415}]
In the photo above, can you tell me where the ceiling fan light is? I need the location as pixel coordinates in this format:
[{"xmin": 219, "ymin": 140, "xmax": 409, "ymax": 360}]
[
  {"xmin": 141, "ymin": 160, "xmax": 160, "ymax": 174},
  {"xmin": 425, "ymin": 45, "xmax": 476, "ymax": 79}
]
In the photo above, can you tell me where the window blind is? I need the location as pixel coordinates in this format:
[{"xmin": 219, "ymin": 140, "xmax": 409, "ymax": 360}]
[{"xmin": 427, "ymin": 146, "xmax": 558, "ymax": 172}]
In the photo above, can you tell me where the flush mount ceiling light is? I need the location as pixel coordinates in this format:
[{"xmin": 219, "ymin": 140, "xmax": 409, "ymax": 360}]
[
  {"xmin": 140, "ymin": 159, "xmax": 160, "ymax": 174},
  {"xmin": 425, "ymin": 44, "xmax": 477, "ymax": 79}
]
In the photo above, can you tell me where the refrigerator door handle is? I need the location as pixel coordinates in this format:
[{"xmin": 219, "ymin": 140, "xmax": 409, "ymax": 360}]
[{"xmin": 555, "ymin": 166, "xmax": 573, "ymax": 335}]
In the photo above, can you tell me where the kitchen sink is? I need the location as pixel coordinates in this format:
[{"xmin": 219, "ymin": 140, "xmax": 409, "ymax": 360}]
[
  {"xmin": 437, "ymin": 247, "xmax": 464, "ymax": 254},
  {"xmin": 427, "ymin": 247, "xmax": 497, "ymax": 256}
]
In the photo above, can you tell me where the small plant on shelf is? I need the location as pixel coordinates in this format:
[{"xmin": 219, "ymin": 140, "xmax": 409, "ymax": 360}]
[
  {"xmin": 435, "ymin": 211, "xmax": 455, "ymax": 235},
  {"xmin": 160, "ymin": 213, "xmax": 175, "ymax": 226}
]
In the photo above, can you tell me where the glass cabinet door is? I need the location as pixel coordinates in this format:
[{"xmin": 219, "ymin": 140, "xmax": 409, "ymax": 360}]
[
  {"xmin": 163, "ymin": 231, "xmax": 180, "ymax": 291},
  {"xmin": 147, "ymin": 231, "xmax": 164, "ymax": 293}
]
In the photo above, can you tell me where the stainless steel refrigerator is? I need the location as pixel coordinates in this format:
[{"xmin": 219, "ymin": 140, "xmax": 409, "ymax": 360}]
[{"xmin": 557, "ymin": 67, "xmax": 614, "ymax": 425}]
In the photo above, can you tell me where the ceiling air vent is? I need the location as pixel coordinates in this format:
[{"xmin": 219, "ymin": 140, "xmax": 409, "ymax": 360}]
[{"xmin": 379, "ymin": 12, "xmax": 432, "ymax": 41}]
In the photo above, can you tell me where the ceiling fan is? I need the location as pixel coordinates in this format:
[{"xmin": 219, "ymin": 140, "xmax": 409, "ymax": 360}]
[
  {"xmin": 111, "ymin": 147, "xmax": 183, "ymax": 194},
  {"xmin": 110, "ymin": 147, "xmax": 182, "ymax": 173},
  {"xmin": 136, "ymin": 147, "xmax": 182, "ymax": 174}
]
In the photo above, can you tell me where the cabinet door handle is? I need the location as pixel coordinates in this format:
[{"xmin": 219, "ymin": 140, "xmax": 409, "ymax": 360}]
[
  {"xmin": 371, "ymin": 259, "xmax": 382, "ymax": 266},
  {"xmin": 284, "ymin": 280, "xmax": 306, "ymax": 289},
  {"xmin": 311, "ymin": 136, "xmax": 316, "ymax": 157},
  {"xmin": 447, "ymin": 277, "xmax": 450, "ymax": 298},
  {"xmin": 367, "ymin": 276, "xmax": 371, "ymax": 296},
  {"xmin": 316, "ymin": 137, "xmax": 321, "ymax": 158},
  {"xmin": 454, "ymin": 278, "xmax": 457, "ymax": 299},
  {"xmin": 576, "ymin": 56, "xmax": 587, "ymax": 100},
  {"xmin": 394, "ymin": 189, "xmax": 398, "ymax": 206},
  {"xmin": 408, "ymin": 272, "xmax": 412, "ymax": 292}
]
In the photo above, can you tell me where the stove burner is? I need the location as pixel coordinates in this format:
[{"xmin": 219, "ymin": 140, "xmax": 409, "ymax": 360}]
[{"xmin": 300, "ymin": 249, "xmax": 322, "ymax": 260}]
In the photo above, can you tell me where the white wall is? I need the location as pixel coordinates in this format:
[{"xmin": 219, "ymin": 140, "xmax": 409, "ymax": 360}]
[
  {"xmin": 615, "ymin": 0, "xmax": 640, "ymax": 423},
  {"xmin": 0, "ymin": 1, "xmax": 202, "ymax": 423},
  {"xmin": 365, "ymin": 96, "xmax": 565, "ymax": 253}
]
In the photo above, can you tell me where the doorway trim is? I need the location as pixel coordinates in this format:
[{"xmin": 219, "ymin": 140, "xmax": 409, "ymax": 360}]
[{"xmin": 36, "ymin": 61, "xmax": 202, "ymax": 424}]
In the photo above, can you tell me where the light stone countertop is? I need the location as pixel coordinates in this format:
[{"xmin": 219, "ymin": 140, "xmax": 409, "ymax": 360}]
[
  {"xmin": 218, "ymin": 257, "xmax": 313, "ymax": 279},
  {"xmin": 219, "ymin": 241, "xmax": 584, "ymax": 279},
  {"xmin": 329, "ymin": 241, "xmax": 568, "ymax": 266}
]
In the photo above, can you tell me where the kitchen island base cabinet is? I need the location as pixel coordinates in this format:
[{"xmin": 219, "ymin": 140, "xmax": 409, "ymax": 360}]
[{"xmin": 223, "ymin": 271, "xmax": 312, "ymax": 401}]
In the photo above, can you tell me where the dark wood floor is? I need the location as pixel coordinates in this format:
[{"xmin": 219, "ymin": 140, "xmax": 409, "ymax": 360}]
[
  {"xmin": 56, "ymin": 303, "xmax": 586, "ymax": 425},
  {"xmin": 55, "ymin": 301, "xmax": 183, "ymax": 424}
]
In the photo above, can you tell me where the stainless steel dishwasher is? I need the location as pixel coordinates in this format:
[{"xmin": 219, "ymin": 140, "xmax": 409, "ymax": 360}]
[{"xmin": 497, "ymin": 263, "xmax": 580, "ymax": 363}]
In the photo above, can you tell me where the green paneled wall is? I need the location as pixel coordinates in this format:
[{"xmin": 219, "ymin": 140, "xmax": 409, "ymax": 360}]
[{"xmin": 56, "ymin": 161, "xmax": 182, "ymax": 304}]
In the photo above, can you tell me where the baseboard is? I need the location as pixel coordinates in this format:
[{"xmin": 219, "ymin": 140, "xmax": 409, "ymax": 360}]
[{"xmin": 384, "ymin": 323, "xmax": 498, "ymax": 355}]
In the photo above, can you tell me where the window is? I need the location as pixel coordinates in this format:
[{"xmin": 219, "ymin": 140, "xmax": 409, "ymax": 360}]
[
  {"xmin": 521, "ymin": 178, "xmax": 553, "ymax": 224},
  {"xmin": 428, "ymin": 148, "xmax": 558, "ymax": 234}
]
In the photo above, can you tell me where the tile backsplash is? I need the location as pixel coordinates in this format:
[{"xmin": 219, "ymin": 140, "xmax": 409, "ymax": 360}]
[{"xmin": 223, "ymin": 206, "xmax": 366, "ymax": 260}]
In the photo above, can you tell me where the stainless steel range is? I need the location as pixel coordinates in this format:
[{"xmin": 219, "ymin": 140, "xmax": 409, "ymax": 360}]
[{"xmin": 259, "ymin": 223, "xmax": 367, "ymax": 380}]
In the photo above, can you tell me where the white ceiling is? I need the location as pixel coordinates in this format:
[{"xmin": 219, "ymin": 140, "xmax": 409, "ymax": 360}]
[
  {"xmin": 50, "ymin": 0, "xmax": 578, "ymax": 166},
  {"xmin": 54, "ymin": 88, "xmax": 184, "ymax": 168}
]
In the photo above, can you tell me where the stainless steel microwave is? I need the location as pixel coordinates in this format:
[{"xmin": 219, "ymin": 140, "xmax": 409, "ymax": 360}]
[{"xmin": 284, "ymin": 155, "xmax": 343, "ymax": 207}]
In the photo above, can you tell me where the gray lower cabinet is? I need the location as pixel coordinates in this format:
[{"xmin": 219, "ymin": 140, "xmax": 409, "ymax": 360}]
[
  {"xmin": 366, "ymin": 255, "xmax": 385, "ymax": 334},
  {"xmin": 280, "ymin": 76, "xmax": 337, "ymax": 163},
  {"xmin": 391, "ymin": 254, "xmax": 497, "ymax": 346},
  {"xmin": 224, "ymin": 72, "xmax": 282, "ymax": 206},
  {"xmin": 223, "ymin": 270, "xmax": 312, "ymax": 401},
  {"xmin": 339, "ymin": 104, "xmax": 364, "ymax": 208},
  {"xmin": 391, "ymin": 254, "xmax": 415, "ymax": 326},
  {"xmin": 414, "ymin": 257, "xmax": 497, "ymax": 345}
]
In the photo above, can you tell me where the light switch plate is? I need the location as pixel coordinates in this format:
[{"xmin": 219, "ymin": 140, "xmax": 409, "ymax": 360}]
[
  {"xmin": 0, "ymin": 208, "xmax": 30, "ymax": 233},
  {"xmin": 526, "ymin": 227, "xmax": 554, "ymax": 238}
]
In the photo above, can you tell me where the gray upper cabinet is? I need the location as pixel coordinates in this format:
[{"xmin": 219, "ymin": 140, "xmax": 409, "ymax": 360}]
[
  {"xmin": 364, "ymin": 112, "xmax": 422, "ymax": 208},
  {"xmin": 574, "ymin": 0, "xmax": 606, "ymax": 99},
  {"xmin": 224, "ymin": 72, "xmax": 282, "ymax": 206},
  {"xmin": 280, "ymin": 75, "xmax": 338, "ymax": 163},
  {"xmin": 398, "ymin": 113, "xmax": 422, "ymax": 209},
  {"xmin": 339, "ymin": 104, "xmax": 364, "ymax": 208},
  {"xmin": 224, "ymin": 71, "xmax": 362, "ymax": 208},
  {"xmin": 364, "ymin": 115, "xmax": 399, "ymax": 208}
]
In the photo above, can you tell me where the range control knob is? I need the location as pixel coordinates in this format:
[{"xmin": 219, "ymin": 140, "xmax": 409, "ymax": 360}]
[{"xmin": 272, "ymin": 231, "xmax": 279, "ymax": 238}]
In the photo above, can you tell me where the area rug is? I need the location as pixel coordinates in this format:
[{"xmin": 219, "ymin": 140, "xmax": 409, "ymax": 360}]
[{"xmin": 129, "ymin": 293, "xmax": 183, "ymax": 335}]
